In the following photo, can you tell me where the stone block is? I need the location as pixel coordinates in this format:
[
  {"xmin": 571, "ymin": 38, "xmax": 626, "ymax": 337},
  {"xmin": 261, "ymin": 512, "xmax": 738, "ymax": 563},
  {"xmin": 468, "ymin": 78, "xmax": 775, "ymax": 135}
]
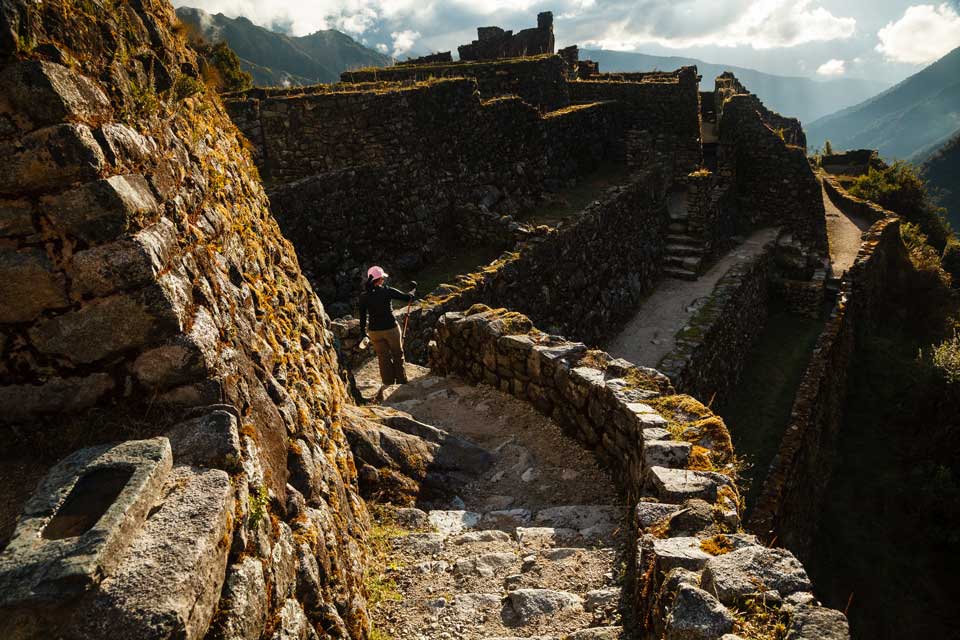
[
  {"xmin": 648, "ymin": 537, "xmax": 712, "ymax": 573},
  {"xmin": 0, "ymin": 247, "xmax": 69, "ymax": 323},
  {"xmin": 648, "ymin": 467, "xmax": 730, "ymax": 503},
  {"xmin": 132, "ymin": 305, "xmax": 219, "ymax": 390},
  {"xmin": 0, "ymin": 61, "xmax": 111, "ymax": 131},
  {"xmin": 29, "ymin": 285, "xmax": 181, "ymax": 364},
  {"xmin": 0, "ymin": 123, "xmax": 106, "ymax": 195},
  {"xmin": 635, "ymin": 501, "xmax": 681, "ymax": 529},
  {"xmin": 664, "ymin": 584, "xmax": 734, "ymax": 640},
  {"xmin": 0, "ymin": 374, "xmax": 115, "ymax": 424},
  {"xmin": 0, "ymin": 199, "xmax": 35, "ymax": 237},
  {"xmin": 643, "ymin": 440, "xmax": 692, "ymax": 469},
  {"xmin": 165, "ymin": 409, "xmax": 242, "ymax": 470},
  {"xmin": 207, "ymin": 557, "xmax": 268, "ymax": 640},
  {"xmin": 701, "ymin": 546, "xmax": 812, "ymax": 605},
  {"xmin": 69, "ymin": 217, "xmax": 176, "ymax": 297},
  {"xmin": 786, "ymin": 605, "xmax": 850, "ymax": 640},
  {"xmin": 41, "ymin": 174, "xmax": 159, "ymax": 244},
  {"xmin": 0, "ymin": 438, "xmax": 172, "ymax": 631},
  {"xmin": 271, "ymin": 598, "xmax": 319, "ymax": 640},
  {"xmin": 95, "ymin": 122, "xmax": 159, "ymax": 168},
  {"xmin": 80, "ymin": 465, "xmax": 235, "ymax": 640}
]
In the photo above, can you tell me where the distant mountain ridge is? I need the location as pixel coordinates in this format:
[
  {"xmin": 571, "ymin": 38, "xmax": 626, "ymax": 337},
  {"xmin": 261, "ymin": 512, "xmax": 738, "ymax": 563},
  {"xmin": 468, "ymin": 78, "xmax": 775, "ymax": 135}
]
[
  {"xmin": 176, "ymin": 7, "xmax": 392, "ymax": 86},
  {"xmin": 806, "ymin": 46, "xmax": 960, "ymax": 160},
  {"xmin": 580, "ymin": 49, "xmax": 890, "ymax": 124},
  {"xmin": 921, "ymin": 130, "xmax": 960, "ymax": 228}
]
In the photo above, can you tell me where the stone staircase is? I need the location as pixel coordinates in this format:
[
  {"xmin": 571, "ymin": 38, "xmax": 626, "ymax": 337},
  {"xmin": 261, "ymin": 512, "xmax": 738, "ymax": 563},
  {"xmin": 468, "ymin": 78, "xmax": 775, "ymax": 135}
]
[
  {"xmin": 664, "ymin": 195, "xmax": 707, "ymax": 281},
  {"xmin": 376, "ymin": 504, "xmax": 625, "ymax": 640}
]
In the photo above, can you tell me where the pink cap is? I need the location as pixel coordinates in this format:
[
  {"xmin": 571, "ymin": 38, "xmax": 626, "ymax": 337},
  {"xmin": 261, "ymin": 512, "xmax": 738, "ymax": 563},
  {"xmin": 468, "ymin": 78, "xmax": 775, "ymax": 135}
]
[{"xmin": 367, "ymin": 265, "xmax": 388, "ymax": 280}]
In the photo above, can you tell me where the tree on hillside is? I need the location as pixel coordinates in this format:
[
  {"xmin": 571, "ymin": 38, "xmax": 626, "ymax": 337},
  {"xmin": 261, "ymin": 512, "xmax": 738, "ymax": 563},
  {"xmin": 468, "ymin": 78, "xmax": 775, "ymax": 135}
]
[
  {"xmin": 823, "ymin": 139, "xmax": 834, "ymax": 156},
  {"xmin": 203, "ymin": 42, "xmax": 253, "ymax": 93}
]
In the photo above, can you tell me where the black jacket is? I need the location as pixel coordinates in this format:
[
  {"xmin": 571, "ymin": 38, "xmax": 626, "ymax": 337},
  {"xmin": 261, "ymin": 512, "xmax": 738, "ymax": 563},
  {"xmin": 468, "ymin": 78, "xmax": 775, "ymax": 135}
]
[{"xmin": 358, "ymin": 285, "xmax": 414, "ymax": 334}]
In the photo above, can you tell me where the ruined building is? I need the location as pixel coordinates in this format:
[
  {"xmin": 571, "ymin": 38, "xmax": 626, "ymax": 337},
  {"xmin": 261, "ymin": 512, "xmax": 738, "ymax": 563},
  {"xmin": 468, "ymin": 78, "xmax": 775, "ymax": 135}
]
[{"xmin": 0, "ymin": 3, "xmax": 908, "ymax": 640}]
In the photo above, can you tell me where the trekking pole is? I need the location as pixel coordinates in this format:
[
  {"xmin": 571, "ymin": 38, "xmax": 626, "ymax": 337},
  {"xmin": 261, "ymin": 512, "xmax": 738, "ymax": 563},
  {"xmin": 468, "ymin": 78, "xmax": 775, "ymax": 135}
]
[{"xmin": 402, "ymin": 280, "xmax": 417, "ymax": 339}]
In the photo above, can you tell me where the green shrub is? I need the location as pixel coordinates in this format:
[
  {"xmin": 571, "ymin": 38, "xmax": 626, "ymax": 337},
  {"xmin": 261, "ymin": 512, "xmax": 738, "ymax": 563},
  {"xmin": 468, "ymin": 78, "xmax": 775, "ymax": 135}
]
[
  {"xmin": 849, "ymin": 161, "xmax": 952, "ymax": 250},
  {"xmin": 942, "ymin": 242, "xmax": 960, "ymax": 287},
  {"xmin": 204, "ymin": 42, "xmax": 253, "ymax": 92},
  {"xmin": 933, "ymin": 332, "xmax": 960, "ymax": 384}
]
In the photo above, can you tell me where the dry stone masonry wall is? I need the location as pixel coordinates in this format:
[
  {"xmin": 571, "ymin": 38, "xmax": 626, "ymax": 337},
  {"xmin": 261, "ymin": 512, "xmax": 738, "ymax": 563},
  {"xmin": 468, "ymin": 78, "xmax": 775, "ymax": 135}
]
[
  {"xmin": 0, "ymin": 1, "xmax": 370, "ymax": 638},
  {"xmin": 750, "ymin": 216, "xmax": 909, "ymax": 559},
  {"xmin": 338, "ymin": 169, "xmax": 673, "ymax": 363},
  {"xmin": 658, "ymin": 246, "xmax": 775, "ymax": 404},
  {"xmin": 715, "ymin": 74, "xmax": 827, "ymax": 260},
  {"xmin": 429, "ymin": 306, "xmax": 851, "ymax": 639},
  {"xmin": 224, "ymin": 76, "xmax": 629, "ymax": 311}
]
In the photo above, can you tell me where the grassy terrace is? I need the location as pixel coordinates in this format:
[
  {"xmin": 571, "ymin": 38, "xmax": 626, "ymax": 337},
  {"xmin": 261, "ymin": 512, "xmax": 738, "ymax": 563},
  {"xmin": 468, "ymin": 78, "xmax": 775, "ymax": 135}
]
[
  {"xmin": 345, "ymin": 53, "xmax": 557, "ymax": 75},
  {"xmin": 516, "ymin": 161, "xmax": 632, "ymax": 227},
  {"xmin": 715, "ymin": 305, "xmax": 827, "ymax": 514}
]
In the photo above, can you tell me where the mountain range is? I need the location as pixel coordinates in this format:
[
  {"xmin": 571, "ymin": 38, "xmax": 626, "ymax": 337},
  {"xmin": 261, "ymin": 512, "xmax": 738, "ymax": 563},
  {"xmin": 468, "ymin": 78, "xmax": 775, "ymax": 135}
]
[
  {"xmin": 580, "ymin": 49, "xmax": 890, "ymax": 124},
  {"xmin": 806, "ymin": 46, "xmax": 960, "ymax": 161},
  {"xmin": 176, "ymin": 7, "xmax": 391, "ymax": 86}
]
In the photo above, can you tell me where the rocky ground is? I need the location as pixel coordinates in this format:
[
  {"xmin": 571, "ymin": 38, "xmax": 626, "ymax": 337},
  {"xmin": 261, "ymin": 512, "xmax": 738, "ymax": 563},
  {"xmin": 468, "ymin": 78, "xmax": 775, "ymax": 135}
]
[{"xmin": 354, "ymin": 362, "xmax": 629, "ymax": 639}]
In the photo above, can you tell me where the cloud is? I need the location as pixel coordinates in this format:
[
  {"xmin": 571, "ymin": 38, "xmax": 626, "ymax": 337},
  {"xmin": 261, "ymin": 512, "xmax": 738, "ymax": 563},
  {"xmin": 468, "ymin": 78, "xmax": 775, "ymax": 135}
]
[
  {"xmin": 876, "ymin": 3, "xmax": 960, "ymax": 64},
  {"xmin": 580, "ymin": 0, "xmax": 855, "ymax": 50},
  {"xmin": 376, "ymin": 43, "xmax": 389, "ymax": 53},
  {"xmin": 391, "ymin": 29, "xmax": 420, "ymax": 57},
  {"xmin": 816, "ymin": 58, "xmax": 846, "ymax": 75},
  {"xmin": 175, "ymin": 0, "xmax": 856, "ymax": 52}
]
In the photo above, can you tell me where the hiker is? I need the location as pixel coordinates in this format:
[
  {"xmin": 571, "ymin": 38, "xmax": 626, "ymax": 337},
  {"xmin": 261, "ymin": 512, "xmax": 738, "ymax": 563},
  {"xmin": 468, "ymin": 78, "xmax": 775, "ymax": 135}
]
[{"xmin": 358, "ymin": 265, "xmax": 416, "ymax": 401}]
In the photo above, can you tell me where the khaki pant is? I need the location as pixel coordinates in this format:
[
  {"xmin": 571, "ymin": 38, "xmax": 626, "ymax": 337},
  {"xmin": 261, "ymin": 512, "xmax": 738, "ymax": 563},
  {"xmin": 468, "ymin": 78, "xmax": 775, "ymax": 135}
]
[{"xmin": 369, "ymin": 326, "xmax": 407, "ymax": 386}]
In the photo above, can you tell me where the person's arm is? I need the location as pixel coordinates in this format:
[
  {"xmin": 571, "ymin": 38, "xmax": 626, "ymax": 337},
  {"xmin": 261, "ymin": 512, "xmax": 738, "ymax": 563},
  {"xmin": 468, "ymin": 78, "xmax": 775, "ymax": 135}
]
[
  {"xmin": 387, "ymin": 286, "xmax": 415, "ymax": 303},
  {"xmin": 358, "ymin": 293, "xmax": 368, "ymax": 336}
]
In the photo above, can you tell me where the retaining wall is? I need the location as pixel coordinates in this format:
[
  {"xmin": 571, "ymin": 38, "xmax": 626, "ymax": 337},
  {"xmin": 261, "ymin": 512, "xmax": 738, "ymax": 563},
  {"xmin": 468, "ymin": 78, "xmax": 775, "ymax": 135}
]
[
  {"xmin": 571, "ymin": 68, "xmax": 702, "ymax": 175},
  {"xmin": 658, "ymin": 246, "xmax": 775, "ymax": 404},
  {"xmin": 339, "ymin": 54, "xmax": 571, "ymax": 112},
  {"xmin": 428, "ymin": 307, "xmax": 850, "ymax": 639},
  {"xmin": 715, "ymin": 76, "xmax": 826, "ymax": 258},
  {"xmin": 749, "ymin": 217, "xmax": 909, "ymax": 559},
  {"xmin": 226, "ymin": 79, "xmax": 628, "ymax": 310},
  {"xmin": 332, "ymin": 170, "xmax": 670, "ymax": 365}
]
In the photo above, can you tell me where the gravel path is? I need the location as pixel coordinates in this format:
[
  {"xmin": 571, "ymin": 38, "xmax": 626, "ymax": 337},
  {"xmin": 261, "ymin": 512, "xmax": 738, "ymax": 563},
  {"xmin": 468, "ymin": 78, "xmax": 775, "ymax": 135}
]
[
  {"xmin": 605, "ymin": 228, "xmax": 779, "ymax": 369},
  {"xmin": 363, "ymin": 374, "xmax": 628, "ymax": 639},
  {"xmin": 823, "ymin": 183, "xmax": 871, "ymax": 277}
]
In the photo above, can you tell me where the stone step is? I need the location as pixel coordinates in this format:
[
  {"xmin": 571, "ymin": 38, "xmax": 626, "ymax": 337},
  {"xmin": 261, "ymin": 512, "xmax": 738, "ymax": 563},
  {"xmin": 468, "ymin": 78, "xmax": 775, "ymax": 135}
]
[
  {"xmin": 665, "ymin": 255, "xmax": 702, "ymax": 271},
  {"xmin": 665, "ymin": 243, "xmax": 705, "ymax": 258},
  {"xmin": 668, "ymin": 222, "xmax": 688, "ymax": 234},
  {"xmin": 663, "ymin": 266, "xmax": 699, "ymax": 281},
  {"xmin": 668, "ymin": 210, "xmax": 689, "ymax": 222},
  {"xmin": 666, "ymin": 233, "xmax": 705, "ymax": 247}
]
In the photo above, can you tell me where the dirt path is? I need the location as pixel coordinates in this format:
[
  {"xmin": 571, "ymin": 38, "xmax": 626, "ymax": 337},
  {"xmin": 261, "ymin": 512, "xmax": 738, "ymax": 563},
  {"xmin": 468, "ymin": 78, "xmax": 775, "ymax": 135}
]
[
  {"xmin": 605, "ymin": 228, "xmax": 779, "ymax": 369},
  {"xmin": 361, "ymin": 371, "xmax": 627, "ymax": 639},
  {"xmin": 823, "ymin": 183, "xmax": 871, "ymax": 277}
]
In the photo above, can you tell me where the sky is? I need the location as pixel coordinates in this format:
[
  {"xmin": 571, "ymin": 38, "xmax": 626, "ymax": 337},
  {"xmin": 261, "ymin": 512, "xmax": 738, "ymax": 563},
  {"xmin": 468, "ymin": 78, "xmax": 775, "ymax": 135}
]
[{"xmin": 172, "ymin": 0, "xmax": 960, "ymax": 85}]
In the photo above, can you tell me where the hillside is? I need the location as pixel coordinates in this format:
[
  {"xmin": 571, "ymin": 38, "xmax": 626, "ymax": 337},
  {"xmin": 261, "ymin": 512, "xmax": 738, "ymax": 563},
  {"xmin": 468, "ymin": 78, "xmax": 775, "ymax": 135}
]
[
  {"xmin": 807, "ymin": 46, "xmax": 960, "ymax": 160},
  {"xmin": 176, "ymin": 6, "xmax": 391, "ymax": 86},
  {"xmin": 922, "ymin": 131, "xmax": 960, "ymax": 228},
  {"xmin": 581, "ymin": 49, "xmax": 889, "ymax": 124}
]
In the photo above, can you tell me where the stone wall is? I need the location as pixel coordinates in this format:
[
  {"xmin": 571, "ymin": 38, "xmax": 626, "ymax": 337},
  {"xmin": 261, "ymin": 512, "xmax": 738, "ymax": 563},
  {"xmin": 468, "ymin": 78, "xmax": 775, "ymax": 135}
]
[
  {"xmin": 0, "ymin": 1, "xmax": 368, "ymax": 637},
  {"xmin": 571, "ymin": 67, "xmax": 702, "ymax": 175},
  {"xmin": 458, "ymin": 11, "xmax": 555, "ymax": 62},
  {"xmin": 339, "ymin": 54, "xmax": 571, "ymax": 112},
  {"xmin": 394, "ymin": 171, "xmax": 671, "ymax": 359},
  {"xmin": 225, "ymin": 79, "xmax": 626, "ymax": 311},
  {"xmin": 658, "ymin": 246, "xmax": 775, "ymax": 403},
  {"xmin": 429, "ymin": 307, "xmax": 850, "ymax": 639},
  {"xmin": 749, "ymin": 217, "xmax": 910, "ymax": 559},
  {"xmin": 715, "ymin": 76, "xmax": 826, "ymax": 257},
  {"xmin": 822, "ymin": 172, "xmax": 892, "ymax": 223}
]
